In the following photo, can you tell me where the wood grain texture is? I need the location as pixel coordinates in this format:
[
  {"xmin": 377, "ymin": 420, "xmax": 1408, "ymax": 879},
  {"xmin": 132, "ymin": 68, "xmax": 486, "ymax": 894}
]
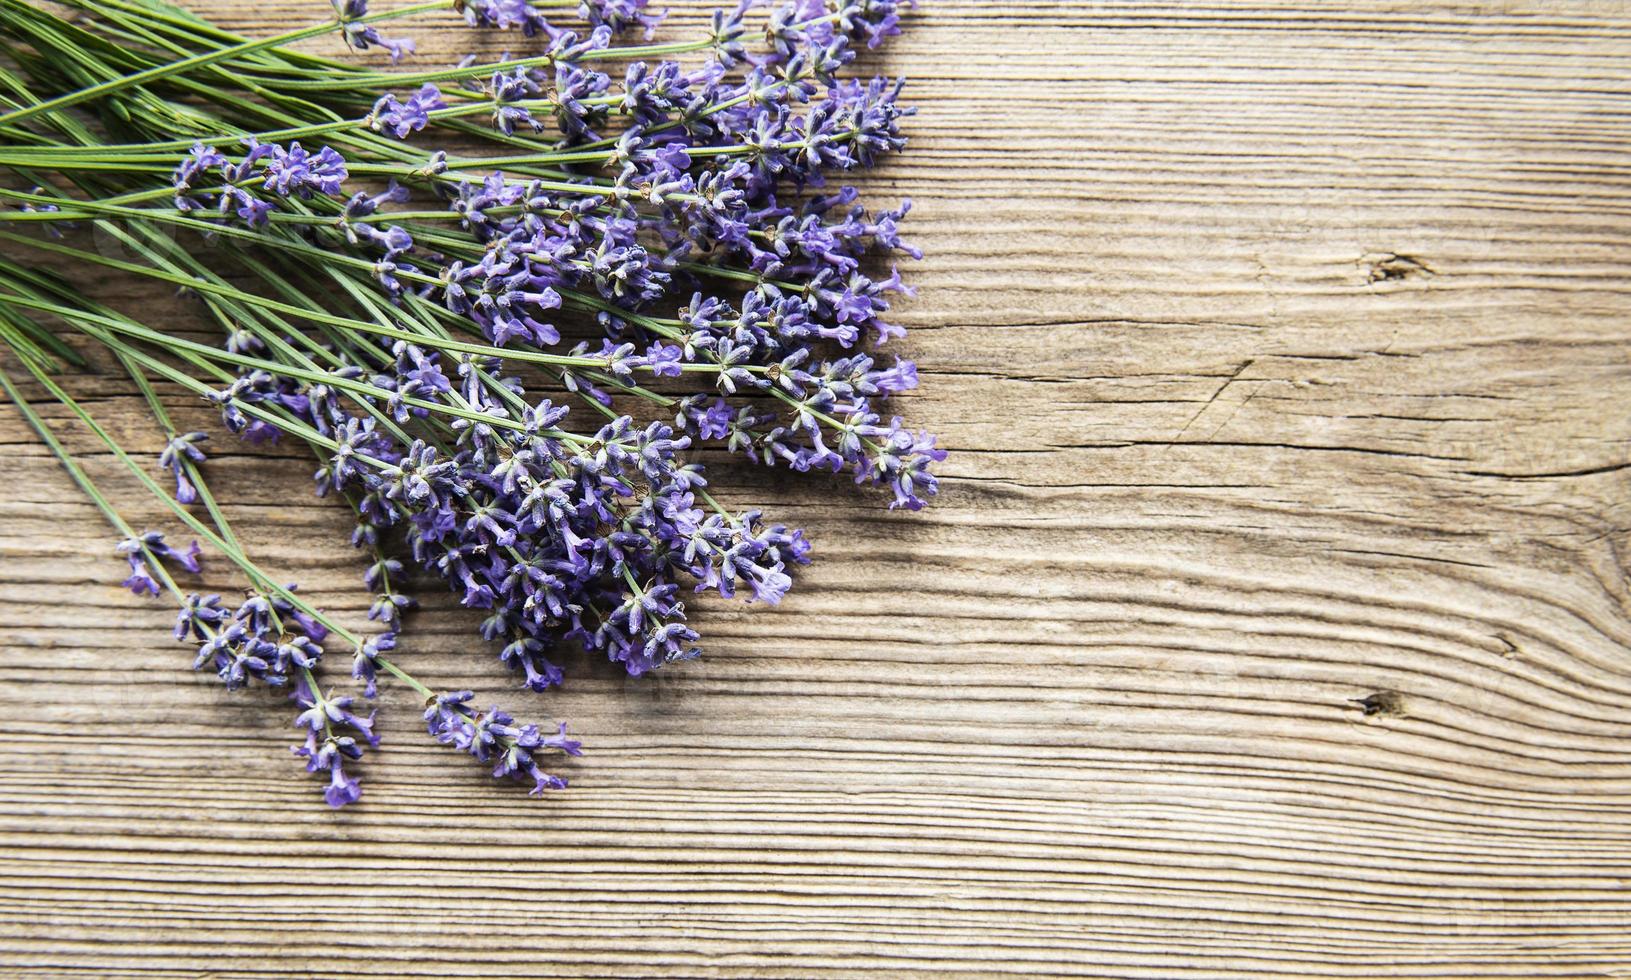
[{"xmin": 4, "ymin": 1, "xmax": 1631, "ymax": 976}]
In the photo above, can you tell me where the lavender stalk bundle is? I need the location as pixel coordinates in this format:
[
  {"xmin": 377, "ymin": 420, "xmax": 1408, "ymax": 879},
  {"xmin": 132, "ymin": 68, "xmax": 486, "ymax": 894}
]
[{"xmin": 0, "ymin": 0, "xmax": 935, "ymax": 806}]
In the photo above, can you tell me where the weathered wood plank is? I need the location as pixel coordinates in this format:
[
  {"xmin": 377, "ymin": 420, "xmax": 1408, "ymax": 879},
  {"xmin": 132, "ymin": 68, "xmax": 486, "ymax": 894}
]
[{"xmin": 3, "ymin": 1, "xmax": 1631, "ymax": 976}]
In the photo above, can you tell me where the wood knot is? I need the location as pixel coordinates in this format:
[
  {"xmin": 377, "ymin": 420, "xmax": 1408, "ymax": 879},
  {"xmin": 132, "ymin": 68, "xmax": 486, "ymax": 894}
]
[
  {"xmin": 1364, "ymin": 252, "xmax": 1435, "ymax": 284},
  {"xmin": 1352, "ymin": 690, "xmax": 1406, "ymax": 717}
]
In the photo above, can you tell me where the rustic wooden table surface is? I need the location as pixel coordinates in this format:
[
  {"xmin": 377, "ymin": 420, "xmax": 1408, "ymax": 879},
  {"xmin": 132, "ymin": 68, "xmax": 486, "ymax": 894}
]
[{"xmin": 3, "ymin": 1, "xmax": 1631, "ymax": 976}]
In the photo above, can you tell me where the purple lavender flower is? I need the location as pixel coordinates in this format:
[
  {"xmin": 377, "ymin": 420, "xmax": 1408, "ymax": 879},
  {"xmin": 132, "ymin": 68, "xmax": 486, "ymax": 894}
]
[
  {"xmin": 363, "ymin": 557, "xmax": 414, "ymax": 629},
  {"xmin": 423, "ymin": 691, "xmax": 579, "ymax": 794},
  {"xmin": 350, "ymin": 630, "xmax": 396, "ymax": 697},
  {"xmin": 483, "ymin": 68, "xmax": 548, "ymax": 135},
  {"xmin": 850, "ymin": 0, "xmax": 909, "ymax": 49},
  {"xmin": 551, "ymin": 53, "xmax": 612, "ymax": 141},
  {"xmin": 119, "ymin": 555, "xmax": 162, "ymax": 596},
  {"xmin": 171, "ymin": 143, "xmax": 227, "ymax": 198},
  {"xmin": 644, "ymin": 342, "xmax": 684, "ymax": 377},
  {"xmin": 368, "ymin": 83, "xmax": 445, "ymax": 138},
  {"xmin": 581, "ymin": 0, "xmax": 664, "ymax": 39},
  {"xmin": 187, "ymin": 593, "xmax": 281, "ymax": 688},
  {"xmin": 172, "ymin": 142, "xmax": 276, "ymax": 224},
  {"xmin": 175, "ymin": 593, "xmax": 227, "ymax": 641},
  {"xmin": 291, "ymin": 672, "xmax": 379, "ymax": 808},
  {"xmin": 158, "ymin": 431, "xmax": 208, "ymax": 504},
  {"xmin": 195, "ymin": 630, "xmax": 277, "ymax": 689},
  {"xmin": 115, "ymin": 531, "xmax": 201, "ymax": 596},
  {"xmin": 855, "ymin": 416, "xmax": 945, "ymax": 510},
  {"xmin": 706, "ymin": 1, "xmax": 752, "ymax": 64},
  {"xmin": 460, "ymin": 0, "xmax": 550, "ymax": 36},
  {"xmin": 262, "ymin": 143, "xmax": 349, "ymax": 198},
  {"xmin": 332, "ymin": 0, "xmax": 415, "ymax": 63}
]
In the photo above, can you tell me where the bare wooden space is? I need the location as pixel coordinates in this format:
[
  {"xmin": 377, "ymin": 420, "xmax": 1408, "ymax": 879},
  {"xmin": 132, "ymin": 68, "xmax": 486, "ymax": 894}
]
[{"xmin": 3, "ymin": 1, "xmax": 1631, "ymax": 976}]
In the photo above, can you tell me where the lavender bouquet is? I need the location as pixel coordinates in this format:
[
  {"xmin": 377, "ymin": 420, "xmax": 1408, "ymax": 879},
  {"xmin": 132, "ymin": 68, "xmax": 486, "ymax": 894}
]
[{"xmin": 0, "ymin": 0, "xmax": 936, "ymax": 806}]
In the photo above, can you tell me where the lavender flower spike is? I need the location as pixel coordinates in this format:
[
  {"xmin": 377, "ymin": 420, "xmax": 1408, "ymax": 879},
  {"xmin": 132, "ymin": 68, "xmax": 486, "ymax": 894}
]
[
  {"xmin": 262, "ymin": 142, "xmax": 349, "ymax": 198},
  {"xmin": 115, "ymin": 531, "xmax": 201, "ymax": 595},
  {"xmin": 368, "ymin": 84, "xmax": 445, "ymax": 138},
  {"xmin": 332, "ymin": 0, "xmax": 414, "ymax": 63},
  {"xmin": 158, "ymin": 431, "xmax": 208, "ymax": 504},
  {"xmin": 424, "ymin": 692, "xmax": 580, "ymax": 795}
]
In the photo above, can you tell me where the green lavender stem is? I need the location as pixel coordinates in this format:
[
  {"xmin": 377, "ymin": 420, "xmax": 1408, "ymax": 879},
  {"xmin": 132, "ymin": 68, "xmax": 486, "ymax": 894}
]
[{"xmin": 0, "ymin": 0, "xmax": 451, "ymax": 128}]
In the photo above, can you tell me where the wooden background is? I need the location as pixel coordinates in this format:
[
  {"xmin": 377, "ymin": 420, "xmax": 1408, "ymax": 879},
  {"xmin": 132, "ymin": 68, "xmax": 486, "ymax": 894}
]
[{"xmin": 4, "ymin": 1, "xmax": 1631, "ymax": 976}]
